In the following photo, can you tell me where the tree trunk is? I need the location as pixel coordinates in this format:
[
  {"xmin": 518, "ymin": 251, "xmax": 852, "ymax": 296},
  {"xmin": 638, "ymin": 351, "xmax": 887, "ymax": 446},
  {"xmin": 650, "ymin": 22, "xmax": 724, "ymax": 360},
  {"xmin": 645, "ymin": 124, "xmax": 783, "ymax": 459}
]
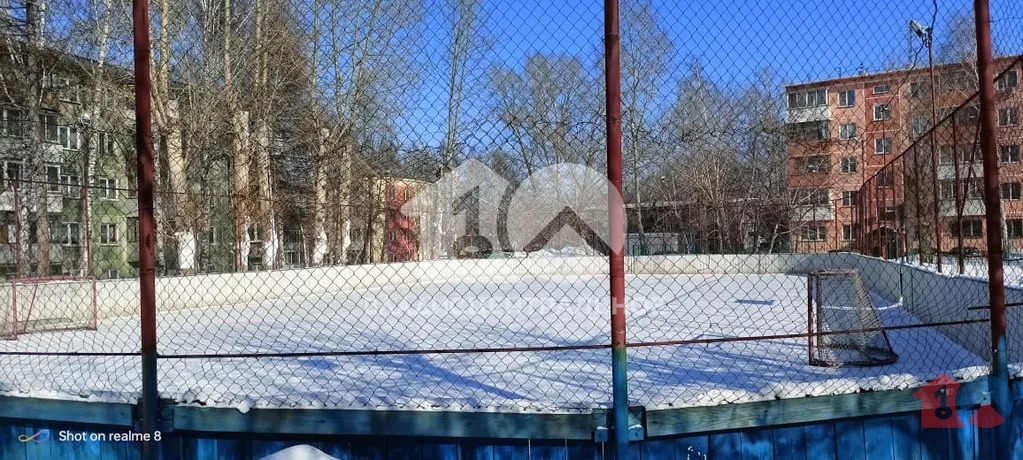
[
  {"xmin": 231, "ymin": 109, "xmax": 251, "ymax": 271},
  {"xmin": 254, "ymin": 119, "xmax": 277, "ymax": 269},
  {"xmin": 163, "ymin": 103, "xmax": 194, "ymax": 274},
  {"xmin": 80, "ymin": 0, "xmax": 112, "ymax": 277},
  {"xmin": 310, "ymin": 128, "xmax": 329, "ymax": 265}
]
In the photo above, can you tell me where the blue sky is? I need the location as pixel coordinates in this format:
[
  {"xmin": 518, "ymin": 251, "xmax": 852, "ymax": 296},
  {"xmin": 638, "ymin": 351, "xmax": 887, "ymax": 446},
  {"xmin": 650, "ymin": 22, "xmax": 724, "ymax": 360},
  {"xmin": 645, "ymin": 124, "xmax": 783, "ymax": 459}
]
[{"xmin": 395, "ymin": 0, "xmax": 1022, "ymax": 151}]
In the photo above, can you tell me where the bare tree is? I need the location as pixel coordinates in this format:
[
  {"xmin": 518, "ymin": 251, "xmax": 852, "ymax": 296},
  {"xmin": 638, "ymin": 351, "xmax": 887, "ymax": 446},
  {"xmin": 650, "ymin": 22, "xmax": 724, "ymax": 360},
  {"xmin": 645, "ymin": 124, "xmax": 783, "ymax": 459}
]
[
  {"xmin": 305, "ymin": 0, "xmax": 421, "ymax": 266},
  {"xmin": 491, "ymin": 54, "xmax": 602, "ymax": 173},
  {"xmin": 150, "ymin": 0, "xmax": 194, "ymax": 273},
  {"xmin": 621, "ymin": 0, "xmax": 671, "ymax": 254}
]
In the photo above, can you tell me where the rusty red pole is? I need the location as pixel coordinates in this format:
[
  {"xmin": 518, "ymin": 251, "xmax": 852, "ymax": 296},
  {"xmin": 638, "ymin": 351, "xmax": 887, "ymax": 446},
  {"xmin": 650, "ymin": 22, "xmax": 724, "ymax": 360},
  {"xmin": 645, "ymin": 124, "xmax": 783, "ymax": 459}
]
[
  {"xmin": 132, "ymin": 0, "xmax": 159, "ymax": 457},
  {"xmin": 974, "ymin": 0, "xmax": 1011, "ymax": 436},
  {"xmin": 807, "ymin": 275, "xmax": 814, "ymax": 364},
  {"xmin": 604, "ymin": 0, "xmax": 630, "ymax": 455}
]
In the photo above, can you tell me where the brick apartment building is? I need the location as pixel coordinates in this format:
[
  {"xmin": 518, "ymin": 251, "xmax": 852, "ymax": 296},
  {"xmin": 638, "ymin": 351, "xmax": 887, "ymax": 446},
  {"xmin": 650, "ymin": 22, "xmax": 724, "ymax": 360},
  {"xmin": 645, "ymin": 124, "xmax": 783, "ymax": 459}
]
[{"xmin": 786, "ymin": 56, "xmax": 1023, "ymax": 257}]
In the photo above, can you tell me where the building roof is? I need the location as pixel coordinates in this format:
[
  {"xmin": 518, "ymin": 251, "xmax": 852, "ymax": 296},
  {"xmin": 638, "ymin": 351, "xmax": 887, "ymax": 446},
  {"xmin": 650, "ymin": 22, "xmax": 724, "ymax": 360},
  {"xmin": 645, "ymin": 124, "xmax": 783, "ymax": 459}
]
[{"xmin": 784, "ymin": 55, "xmax": 1021, "ymax": 92}]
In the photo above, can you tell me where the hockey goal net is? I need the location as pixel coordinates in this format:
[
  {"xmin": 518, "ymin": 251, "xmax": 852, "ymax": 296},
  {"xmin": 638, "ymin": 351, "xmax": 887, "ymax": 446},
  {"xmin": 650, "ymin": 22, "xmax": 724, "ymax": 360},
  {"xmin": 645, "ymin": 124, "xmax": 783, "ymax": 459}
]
[
  {"xmin": 1, "ymin": 276, "xmax": 98, "ymax": 340},
  {"xmin": 808, "ymin": 269, "xmax": 898, "ymax": 367}
]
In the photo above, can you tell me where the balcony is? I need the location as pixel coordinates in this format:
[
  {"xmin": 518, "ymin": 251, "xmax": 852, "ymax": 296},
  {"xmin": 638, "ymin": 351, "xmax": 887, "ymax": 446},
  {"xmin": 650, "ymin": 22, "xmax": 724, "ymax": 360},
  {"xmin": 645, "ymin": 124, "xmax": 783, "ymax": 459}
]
[
  {"xmin": 0, "ymin": 189, "xmax": 63, "ymax": 213},
  {"xmin": 787, "ymin": 106, "xmax": 830, "ymax": 124},
  {"xmin": 940, "ymin": 198, "xmax": 985, "ymax": 217},
  {"xmin": 791, "ymin": 205, "xmax": 833, "ymax": 222},
  {"xmin": 937, "ymin": 163, "xmax": 984, "ymax": 181}
]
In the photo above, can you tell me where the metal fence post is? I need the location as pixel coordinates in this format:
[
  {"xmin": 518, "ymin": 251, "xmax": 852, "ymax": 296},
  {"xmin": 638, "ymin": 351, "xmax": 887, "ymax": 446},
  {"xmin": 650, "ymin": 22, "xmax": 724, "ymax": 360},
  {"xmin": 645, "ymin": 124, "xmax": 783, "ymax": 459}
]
[
  {"xmin": 603, "ymin": 0, "xmax": 630, "ymax": 457},
  {"xmin": 132, "ymin": 0, "xmax": 160, "ymax": 458},
  {"xmin": 973, "ymin": 0, "xmax": 1011, "ymax": 451}
]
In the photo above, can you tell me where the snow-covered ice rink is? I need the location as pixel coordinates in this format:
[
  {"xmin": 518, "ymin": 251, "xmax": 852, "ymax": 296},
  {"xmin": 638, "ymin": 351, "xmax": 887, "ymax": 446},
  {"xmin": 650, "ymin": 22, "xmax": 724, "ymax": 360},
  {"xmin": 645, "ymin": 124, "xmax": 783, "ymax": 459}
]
[{"xmin": 0, "ymin": 273, "xmax": 986, "ymax": 412}]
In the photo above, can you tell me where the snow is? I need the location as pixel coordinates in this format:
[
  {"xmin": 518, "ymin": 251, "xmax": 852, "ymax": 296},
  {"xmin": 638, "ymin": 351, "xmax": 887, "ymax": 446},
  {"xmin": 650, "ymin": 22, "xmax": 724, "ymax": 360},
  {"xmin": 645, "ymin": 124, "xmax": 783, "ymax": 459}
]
[
  {"xmin": 259, "ymin": 445, "xmax": 338, "ymax": 460},
  {"xmin": 901, "ymin": 255, "xmax": 1023, "ymax": 287},
  {"xmin": 0, "ymin": 273, "xmax": 986, "ymax": 412}
]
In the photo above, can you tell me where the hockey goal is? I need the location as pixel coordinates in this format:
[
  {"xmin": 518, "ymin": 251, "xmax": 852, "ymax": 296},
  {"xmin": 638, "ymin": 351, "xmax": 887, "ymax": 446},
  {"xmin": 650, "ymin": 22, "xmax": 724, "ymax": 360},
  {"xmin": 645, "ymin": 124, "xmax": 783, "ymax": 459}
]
[
  {"xmin": 1, "ymin": 276, "xmax": 98, "ymax": 340},
  {"xmin": 808, "ymin": 269, "xmax": 898, "ymax": 367}
]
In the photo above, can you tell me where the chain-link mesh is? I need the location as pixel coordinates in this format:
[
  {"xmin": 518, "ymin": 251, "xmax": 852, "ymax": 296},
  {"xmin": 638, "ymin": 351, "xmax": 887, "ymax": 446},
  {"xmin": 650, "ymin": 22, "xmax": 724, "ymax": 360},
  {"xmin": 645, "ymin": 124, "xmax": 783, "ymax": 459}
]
[{"xmin": 0, "ymin": 0, "xmax": 1020, "ymax": 418}]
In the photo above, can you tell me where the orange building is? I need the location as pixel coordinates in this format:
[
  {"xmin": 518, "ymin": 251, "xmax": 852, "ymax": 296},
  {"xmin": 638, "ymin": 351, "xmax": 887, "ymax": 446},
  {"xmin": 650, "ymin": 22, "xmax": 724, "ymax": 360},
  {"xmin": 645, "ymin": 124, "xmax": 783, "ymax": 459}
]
[{"xmin": 786, "ymin": 56, "xmax": 1023, "ymax": 257}]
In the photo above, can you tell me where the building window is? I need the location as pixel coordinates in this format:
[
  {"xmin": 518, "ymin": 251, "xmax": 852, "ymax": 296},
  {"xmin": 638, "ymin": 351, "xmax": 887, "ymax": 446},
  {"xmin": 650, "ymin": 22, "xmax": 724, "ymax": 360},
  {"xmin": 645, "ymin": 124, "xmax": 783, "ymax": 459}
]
[
  {"xmin": 840, "ymin": 156, "xmax": 857, "ymax": 174},
  {"xmin": 998, "ymin": 70, "xmax": 1019, "ymax": 92},
  {"xmin": 402, "ymin": 188, "xmax": 413, "ymax": 200},
  {"xmin": 45, "ymin": 165, "xmax": 59, "ymax": 193},
  {"xmin": 842, "ymin": 224, "xmax": 857, "ymax": 241},
  {"xmin": 787, "ymin": 88, "xmax": 827, "ymax": 109},
  {"xmin": 1002, "ymin": 183, "xmax": 1022, "ymax": 201},
  {"xmin": 1008, "ymin": 219, "xmax": 1023, "ymax": 239},
  {"xmin": 3, "ymin": 162, "xmax": 21, "ymax": 187},
  {"xmin": 875, "ymin": 137, "xmax": 893, "ymax": 154},
  {"xmin": 951, "ymin": 219, "xmax": 983, "ymax": 238},
  {"xmin": 39, "ymin": 113, "xmax": 58, "ymax": 143},
  {"xmin": 880, "ymin": 205, "xmax": 897, "ymax": 221},
  {"xmin": 285, "ymin": 250, "xmax": 302, "ymax": 266},
  {"xmin": 910, "ymin": 116, "xmax": 930, "ymax": 137},
  {"xmin": 910, "ymin": 81, "xmax": 928, "ymax": 98},
  {"xmin": 958, "ymin": 145, "xmax": 980, "ymax": 162},
  {"xmin": 942, "ymin": 71, "xmax": 977, "ymax": 92},
  {"xmin": 1002, "ymin": 145, "xmax": 1022, "ymax": 163},
  {"xmin": 939, "ymin": 145, "xmax": 956, "ymax": 164},
  {"xmin": 839, "ymin": 123, "xmax": 857, "ymax": 140},
  {"xmin": 247, "ymin": 225, "xmax": 262, "ymax": 242},
  {"xmin": 99, "ymin": 223, "xmax": 118, "ymax": 245},
  {"xmin": 800, "ymin": 225, "xmax": 827, "ymax": 242},
  {"xmin": 1, "ymin": 108, "xmax": 25, "ymax": 137},
  {"xmin": 841, "ymin": 190, "xmax": 858, "ymax": 207},
  {"xmin": 964, "ymin": 180, "xmax": 984, "ymax": 199},
  {"xmin": 958, "ymin": 105, "xmax": 980, "ymax": 125},
  {"xmin": 873, "ymin": 84, "xmax": 891, "ymax": 94},
  {"xmin": 60, "ymin": 175, "xmax": 80, "ymax": 197},
  {"xmin": 873, "ymin": 103, "xmax": 892, "ymax": 121},
  {"xmin": 999, "ymin": 107, "xmax": 1019, "ymax": 127},
  {"xmin": 127, "ymin": 217, "xmax": 138, "ymax": 243},
  {"xmin": 53, "ymin": 75, "xmax": 79, "ymax": 103},
  {"xmin": 876, "ymin": 169, "xmax": 895, "ymax": 188},
  {"xmin": 838, "ymin": 90, "xmax": 855, "ymax": 107},
  {"xmin": 58, "ymin": 222, "xmax": 81, "ymax": 246},
  {"xmin": 58, "ymin": 125, "xmax": 79, "ymax": 150},
  {"xmin": 97, "ymin": 132, "xmax": 116, "ymax": 155},
  {"xmin": 800, "ymin": 155, "xmax": 830, "ymax": 174},
  {"xmin": 940, "ymin": 181, "xmax": 956, "ymax": 200},
  {"xmin": 97, "ymin": 178, "xmax": 117, "ymax": 200},
  {"xmin": 787, "ymin": 120, "xmax": 830, "ymax": 141}
]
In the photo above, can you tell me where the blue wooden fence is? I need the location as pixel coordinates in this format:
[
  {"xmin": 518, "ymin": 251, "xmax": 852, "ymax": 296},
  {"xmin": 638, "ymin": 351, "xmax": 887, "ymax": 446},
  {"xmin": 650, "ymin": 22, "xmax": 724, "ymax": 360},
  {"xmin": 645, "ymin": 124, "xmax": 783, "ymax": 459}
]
[{"xmin": 1, "ymin": 380, "xmax": 1021, "ymax": 459}]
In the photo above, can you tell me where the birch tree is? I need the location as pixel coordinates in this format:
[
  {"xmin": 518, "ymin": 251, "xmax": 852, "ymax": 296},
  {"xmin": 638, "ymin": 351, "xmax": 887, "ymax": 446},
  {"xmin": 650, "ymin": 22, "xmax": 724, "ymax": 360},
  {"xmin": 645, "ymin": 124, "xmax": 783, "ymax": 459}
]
[{"xmin": 150, "ymin": 0, "xmax": 194, "ymax": 273}]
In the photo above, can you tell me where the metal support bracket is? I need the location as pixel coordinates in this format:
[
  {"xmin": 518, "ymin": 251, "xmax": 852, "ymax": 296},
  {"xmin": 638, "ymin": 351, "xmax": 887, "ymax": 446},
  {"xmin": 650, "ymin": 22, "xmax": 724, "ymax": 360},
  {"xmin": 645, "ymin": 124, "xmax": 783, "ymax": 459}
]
[{"xmin": 591, "ymin": 406, "xmax": 645, "ymax": 442}]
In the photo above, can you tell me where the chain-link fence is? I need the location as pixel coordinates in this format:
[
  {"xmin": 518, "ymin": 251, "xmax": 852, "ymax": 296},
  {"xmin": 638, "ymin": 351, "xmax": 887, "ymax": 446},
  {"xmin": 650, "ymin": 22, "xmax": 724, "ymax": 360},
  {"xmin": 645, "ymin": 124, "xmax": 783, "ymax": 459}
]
[{"xmin": 0, "ymin": 0, "xmax": 1021, "ymax": 439}]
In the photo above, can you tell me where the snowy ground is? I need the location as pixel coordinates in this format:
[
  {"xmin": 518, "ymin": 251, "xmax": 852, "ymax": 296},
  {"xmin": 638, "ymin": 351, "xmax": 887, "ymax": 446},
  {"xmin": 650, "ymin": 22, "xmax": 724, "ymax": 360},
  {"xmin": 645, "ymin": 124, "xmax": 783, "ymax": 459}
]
[{"xmin": 0, "ymin": 274, "xmax": 986, "ymax": 412}]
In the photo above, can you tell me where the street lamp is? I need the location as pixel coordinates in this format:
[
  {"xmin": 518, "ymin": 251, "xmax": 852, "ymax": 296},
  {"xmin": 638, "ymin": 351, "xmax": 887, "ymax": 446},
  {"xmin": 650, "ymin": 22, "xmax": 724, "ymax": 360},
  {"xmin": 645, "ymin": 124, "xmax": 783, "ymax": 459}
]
[{"xmin": 910, "ymin": 19, "xmax": 943, "ymax": 271}]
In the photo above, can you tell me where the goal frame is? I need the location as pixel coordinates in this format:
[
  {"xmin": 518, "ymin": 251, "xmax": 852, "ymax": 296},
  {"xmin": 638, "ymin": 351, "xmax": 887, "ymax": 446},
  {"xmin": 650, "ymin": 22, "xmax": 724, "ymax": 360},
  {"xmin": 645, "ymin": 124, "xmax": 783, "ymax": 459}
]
[
  {"xmin": 807, "ymin": 269, "xmax": 898, "ymax": 367},
  {"xmin": 2, "ymin": 275, "xmax": 98, "ymax": 340}
]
